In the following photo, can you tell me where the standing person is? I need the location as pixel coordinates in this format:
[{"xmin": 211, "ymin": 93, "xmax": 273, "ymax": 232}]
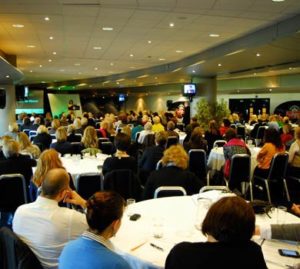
[
  {"xmin": 59, "ymin": 191, "xmax": 131, "ymax": 269},
  {"xmin": 13, "ymin": 168, "xmax": 87, "ymax": 269},
  {"xmin": 165, "ymin": 196, "xmax": 267, "ymax": 269}
]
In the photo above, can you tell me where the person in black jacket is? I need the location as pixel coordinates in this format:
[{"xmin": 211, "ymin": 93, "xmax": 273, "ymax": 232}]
[
  {"xmin": 138, "ymin": 131, "xmax": 168, "ymax": 185},
  {"xmin": 50, "ymin": 127, "xmax": 73, "ymax": 156},
  {"xmin": 32, "ymin": 125, "xmax": 52, "ymax": 151},
  {"xmin": 165, "ymin": 196, "xmax": 267, "ymax": 269},
  {"xmin": 143, "ymin": 144, "xmax": 203, "ymax": 200}
]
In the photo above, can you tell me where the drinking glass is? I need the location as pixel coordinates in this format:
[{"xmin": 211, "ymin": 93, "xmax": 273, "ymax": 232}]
[{"xmin": 126, "ymin": 198, "xmax": 135, "ymax": 217}]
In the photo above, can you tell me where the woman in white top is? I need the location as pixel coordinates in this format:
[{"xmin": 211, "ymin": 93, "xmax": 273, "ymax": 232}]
[{"xmin": 288, "ymin": 126, "xmax": 300, "ymax": 177}]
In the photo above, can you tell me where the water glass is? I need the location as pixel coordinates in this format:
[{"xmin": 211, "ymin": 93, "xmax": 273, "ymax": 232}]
[
  {"xmin": 126, "ymin": 198, "xmax": 135, "ymax": 217},
  {"xmin": 152, "ymin": 217, "xmax": 164, "ymax": 238}
]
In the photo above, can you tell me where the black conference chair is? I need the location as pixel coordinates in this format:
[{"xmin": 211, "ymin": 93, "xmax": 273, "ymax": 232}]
[
  {"xmin": 153, "ymin": 186, "xmax": 187, "ymax": 199},
  {"xmin": 226, "ymin": 154, "xmax": 252, "ymax": 200},
  {"xmin": 156, "ymin": 160, "xmax": 163, "ymax": 170},
  {"xmin": 143, "ymin": 134, "xmax": 155, "ymax": 148},
  {"xmin": 0, "ymin": 227, "xmax": 43, "ymax": 269},
  {"xmin": 75, "ymin": 173, "xmax": 102, "ymax": 200},
  {"xmin": 99, "ymin": 141, "xmax": 114, "ymax": 155},
  {"xmin": 103, "ymin": 169, "xmax": 142, "ymax": 200},
  {"xmin": 0, "ymin": 174, "xmax": 28, "ymax": 213},
  {"xmin": 255, "ymin": 126, "xmax": 267, "ymax": 145},
  {"xmin": 188, "ymin": 149, "xmax": 208, "ymax": 184},
  {"xmin": 253, "ymin": 153, "xmax": 290, "ymax": 203},
  {"xmin": 236, "ymin": 126, "xmax": 246, "ymax": 140},
  {"xmin": 213, "ymin": 140, "xmax": 226, "ymax": 148},
  {"xmin": 166, "ymin": 136, "xmax": 179, "ymax": 148}
]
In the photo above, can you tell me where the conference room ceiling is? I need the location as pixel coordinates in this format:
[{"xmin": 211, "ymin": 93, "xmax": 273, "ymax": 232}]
[{"xmin": 1, "ymin": 0, "xmax": 300, "ymax": 91}]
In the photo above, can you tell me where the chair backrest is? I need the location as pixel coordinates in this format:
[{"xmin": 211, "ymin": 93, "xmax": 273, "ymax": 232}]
[
  {"xmin": 71, "ymin": 142, "xmax": 83, "ymax": 155},
  {"xmin": 23, "ymin": 129, "xmax": 30, "ymax": 136},
  {"xmin": 154, "ymin": 186, "xmax": 187, "ymax": 198},
  {"xmin": 0, "ymin": 227, "xmax": 43, "ymax": 269},
  {"xmin": 213, "ymin": 140, "xmax": 226, "ymax": 148},
  {"xmin": 256, "ymin": 126, "xmax": 266, "ymax": 139},
  {"xmin": 268, "ymin": 153, "xmax": 289, "ymax": 181},
  {"xmin": 199, "ymin": 185, "xmax": 230, "ymax": 193},
  {"xmin": 156, "ymin": 160, "xmax": 163, "ymax": 170},
  {"xmin": 166, "ymin": 136, "xmax": 178, "ymax": 148},
  {"xmin": 135, "ymin": 132, "xmax": 141, "ymax": 143},
  {"xmin": 143, "ymin": 134, "xmax": 155, "ymax": 147},
  {"xmin": 99, "ymin": 141, "xmax": 114, "ymax": 155},
  {"xmin": 75, "ymin": 173, "xmax": 102, "ymax": 200},
  {"xmin": 228, "ymin": 154, "xmax": 250, "ymax": 191},
  {"xmin": 188, "ymin": 149, "xmax": 207, "ymax": 180},
  {"xmin": 103, "ymin": 169, "xmax": 141, "ymax": 200},
  {"xmin": 0, "ymin": 174, "xmax": 28, "ymax": 212},
  {"xmin": 236, "ymin": 126, "xmax": 245, "ymax": 139},
  {"xmin": 29, "ymin": 130, "xmax": 37, "ymax": 137}
]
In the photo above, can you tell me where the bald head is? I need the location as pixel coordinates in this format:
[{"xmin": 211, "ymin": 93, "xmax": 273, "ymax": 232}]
[{"xmin": 41, "ymin": 168, "xmax": 69, "ymax": 199}]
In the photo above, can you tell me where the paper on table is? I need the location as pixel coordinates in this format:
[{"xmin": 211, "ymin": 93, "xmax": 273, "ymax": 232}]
[{"xmin": 192, "ymin": 190, "xmax": 236, "ymax": 205}]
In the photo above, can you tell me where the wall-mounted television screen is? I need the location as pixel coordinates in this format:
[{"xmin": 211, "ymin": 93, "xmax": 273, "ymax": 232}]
[
  {"xmin": 183, "ymin": 84, "xmax": 196, "ymax": 95},
  {"xmin": 119, "ymin": 94, "xmax": 125, "ymax": 102}
]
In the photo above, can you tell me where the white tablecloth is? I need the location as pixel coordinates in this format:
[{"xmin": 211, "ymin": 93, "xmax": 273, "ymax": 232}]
[
  {"xmin": 112, "ymin": 195, "xmax": 300, "ymax": 269},
  {"xmin": 207, "ymin": 146, "xmax": 260, "ymax": 177},
  {"xmin": 61, "ymin": 154, "xmax": 108, "ymax": 182}
]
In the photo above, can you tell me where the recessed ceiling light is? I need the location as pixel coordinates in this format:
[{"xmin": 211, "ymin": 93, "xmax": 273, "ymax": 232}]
[
  {"xmin": 5, "ymin": 75, "xmax": 10, "ymax": 78},
  {"xmin": 74, "ymin": 63, "xmax": 80, "ymax": 66},
  {"xmin": 39, "ymin": 64, "xmax": 43, "ymax": 68},
  {"xmin": 41, "ymin": 81, "xmax": 46, "ymax": 83},
  {"xmin": 48, "ymin": 59, "xmax": 52, "ymax": 62},
  {"xmin": 110, "ymin": 62, "xmax": 114, "ymax": 66},
  {"xmin": 272, "ymin": 0, "xmax": 285, "ymax": 2},
  {"xmin": 94, "ymin": 67, "xmax": 98, "ymax": 71},
  {"xmin": 27, "ymin": 45, "xmax": 36, "ymax": 48},
  {"xmin": 130, "ymin": 54, "xmax": 134, "ymax": 57},
  {"xmin": 60, "ymin": 69, "xmax": 65, "ymax": 72},
  {"xmin": 256, "ymin": 53, "xmax": 261, "ymax": 57},
  {"xmin": 52, "ymin": 51, "xmax": 57, "ymax": 55},
  {"xmin": 218, "ymin": 63, "xmax": 222, "ymax": 67},
  {"xmin": 44, "ymin": 17, "xmax": 50, "ymax": 21},
  {"xmin": 254, "ymin": 73, "xmax": 257, "ymax": 76},
  {"xmin": 29, "ymin": 70, "xmax": 33, "ymax": 73},
  {"xmin": 169, "ymin": 22, "xmax": 175, "ymax": 27},
  {"xmin": 93, "ymin": 46, "xmax": 102, "ymax": 50},
  {"xmin": 176, "ymin": 50, "xmax": 183, "ymax": 53},
  {"xmin": 116, "ymin": 82, "xmax": 120, "ymax": 85},
  {"xmin": 12, "ymin": 24, "xmax": 24, "ymax": 28},
  {"xmin": 159, "ymin": 58, "xmax": 166, "ymax": 61},
  {"xmin": 49, "ymin": 36, "xmax": 54, "ymax": 40},
  {"xmin": 209, "ymin": 33, "xmax": 220, "ymax": 37},
  {"xmin": 269, "ymin": 88, "xmax": 272, "ymax": 92},
  {"xmin": 102, "ymin": 27, "xmax": 114, "ymax": 31},
  {"xmin": 148, "ymin": 40, "xmax": 152, "ymax": 44},
  {"xmin": 289, "ymin": 67, "xmax": 293, "ymax": 70},
  {"xmin": 130, "ymin": 66, "xmax": 136, "ymax": 69},
  {"xmin": 192, "ymin": 70, "xmax": 196, "ymax": 73}
]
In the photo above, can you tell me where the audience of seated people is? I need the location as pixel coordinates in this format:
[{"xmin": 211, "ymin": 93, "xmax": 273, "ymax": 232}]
[{"xmin": 288, "ymin": 126, "xmax": 300, "ymax": 178}]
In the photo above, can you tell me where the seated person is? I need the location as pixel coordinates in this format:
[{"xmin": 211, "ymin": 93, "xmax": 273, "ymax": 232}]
[
  {"xmin": 143, "ymin": 145, "xmax": 203, "ymax": 200},
  {"xmin": 81, "ymin": 126, "xmax": 100, "ymax": 156},
  {"xmin": 5, "ymin": 122, "xmax": 19, "ymax": 140},
  {"xmin": 166, "ymin": 121, "xmax": 179, "ymax": 140},
  {"xmin": 102, "ymin": 133, "xmax": 137, "ymax": 176},
  {"xmin": 152, "ymin": 116, "xmax": 165, "ymax": 133},
  {"xmin": 165, "ymin": 196, "xmax": 267, "ymax": 269},
  {"xmin": 223, "ymin": 128, "xmax": 250, "ymax": 179},
  {"xmin": 281, "ymin": 123, "xmax": 294, "ymax": 147},
  {"xmin": 50, "ymin": 127, "xmax": 73, "ymax": 156},
  {"xmin": 16, "ymin": 132, "xmax": 41, "ymax": 159},
  {"xmin": 137, "ymin": 122, "xmax": 154, "ymax": 145},
  {"xmin": 205, "ymin": 120, "xmax": 222, "ymax": 153},
  {"xmin": 288, "ymin": 127, "xmax": 300, "ymax": 177},
  {"xmin": 67, "ymin": 124, "xmax": 81, "ymax": 142},
  {"xmin": 33, "ymin": 125, "xmax": 52, "ymax": 150},
  {"xmin": 13, "ymin": 168, "xmax": 87, "ymax": 268},
  {"xmin": 184, "ymin": 127, "xmax": 207, "ymax": 153},
  {"xmin": 138, "ymin": 131, "xmax": 168, "ymax": 185},
  {"xmin": 0, "ymin": 139, "xmax": 36, "ymax": 187},
  {"xmin": 219, "ymin": 118, "xmax": 231, "ymax": 137},
  {"xmin": 59, "ymin": 191, "xmax": 131, "ymax": 269}
]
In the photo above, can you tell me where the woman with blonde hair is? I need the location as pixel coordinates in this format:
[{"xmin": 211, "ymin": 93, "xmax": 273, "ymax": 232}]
[
  {"xmin": 30, "ymin": 149, "xmax": 66, "ymax": 200},
  {"xmin": 50, "ymin": 126, "xmax": 73, "ymax": 155},
  {"xmin": 81, "ymin": 126, "xmax": 100, "ymax": 156},
  {"xmin": 33, "ymin": 125, "xmax": 52, "ymax": 150},
  {"xmin": 143, "ymin": 144, "xmax": 203, "ymax": 199},
  {"xmin": 16, "ymin": 132, "xmax": 41, "ymax": 159}
]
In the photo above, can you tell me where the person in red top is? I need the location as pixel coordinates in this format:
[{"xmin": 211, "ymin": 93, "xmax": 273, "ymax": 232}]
[
  {"xmin": 219, "ymin": 118, "xmax": 231, "ymax": 137},
  {"xmin": 223, "ymin": 128, "xmax": 250, "ymax": 179}
]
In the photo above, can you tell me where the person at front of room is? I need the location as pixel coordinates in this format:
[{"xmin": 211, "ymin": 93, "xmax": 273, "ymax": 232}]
[
  {"xmin": 165, "ymin": 196, "xmax": 267, "ymax": 269},
  {"xmin": 59, "ymin": 191, "xmax": 131, "ymax": 269}
]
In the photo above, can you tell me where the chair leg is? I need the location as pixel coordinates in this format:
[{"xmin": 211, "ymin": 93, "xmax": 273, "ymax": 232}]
[
  {"xmin": 264, "ymin": 180, "xmax": 271, "ymax": 203},
  {"xmin": 249, "ymin": 181, "xmax": 253, "ymax": 202},
  {"xmin": 207, "ymin": 171, "xmax": 210, "ymax": 186},
  {"xmin": 283, "ymin": 178, "xmax": 291, "ymax": 202}
]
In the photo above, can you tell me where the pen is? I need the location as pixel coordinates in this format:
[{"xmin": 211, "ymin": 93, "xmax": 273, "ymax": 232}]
[{"xmin": 150, "ymin": 243, "xmax": 164, "ymax": 251}]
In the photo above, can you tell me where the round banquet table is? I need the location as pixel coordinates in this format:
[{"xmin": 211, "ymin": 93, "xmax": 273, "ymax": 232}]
[
  {"xmin": 112, "ymin": 194, "xmax": 300, "ymax": 269},
  {"xmin": 207, "ymin": 146, "xmax": 260, "ymax": 177}
]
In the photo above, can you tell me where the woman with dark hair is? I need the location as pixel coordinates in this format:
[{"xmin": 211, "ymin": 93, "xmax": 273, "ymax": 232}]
[
  {"xmin": 102, "ymin": 133, "xmax": 137, "ymax": 176},
  {"xmin": 204, "ymin": 120, "xmax": 222, "ymax": 153},
  {"xmin": 165, "ymin": 196, "xmax": 267, "ymax": 269},
  {"xmin": 219, "ymin": 118, "xmax": 231, "ymax": 137},
  {"xmin": 183, "ymin": 127, "xmax": 207, "ymax": 153},
  {"xmin": 59, "ymin": 191, "xmax": 131, "ymax": 269},
  {"xmin": 253, "ymin": 128, "xmax": 285, "ymax": 179}
]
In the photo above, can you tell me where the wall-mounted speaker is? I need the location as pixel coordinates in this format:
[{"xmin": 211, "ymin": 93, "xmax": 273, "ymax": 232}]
[{"xmin": 0, "ymin": 89, "xmax": 6, "ymax": 109}]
